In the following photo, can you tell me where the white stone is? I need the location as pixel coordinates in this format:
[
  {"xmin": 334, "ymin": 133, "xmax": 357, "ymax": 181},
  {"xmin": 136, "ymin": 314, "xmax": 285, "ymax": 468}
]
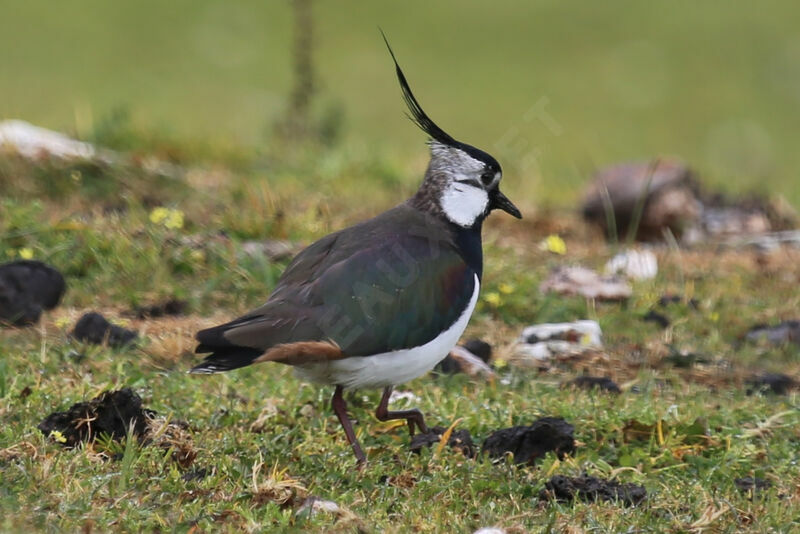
[
  {"xmin": 605, "ymin": 249, "xmax": 658, "ymax": 280},
  {"xmin": 448, "ymin": 345, "xmax": 495, "ymax": 378},
  {"xmin": 296, "ymin": 497, "xmax": 341, "ymax": 517},
  {"xmin": 515, "ymin": 320, "xmax": 603, "ymax": 362},
  {"xmin": 388, "ymin": 390, "xmax": 421, "ymax": 404},
  {"xmin": 540, "ymin": 266, "xmax": 632, "ymax": 300},
  {"xmin": 0, "ymin": 120, "xmax": 97, "ymax": 160}
]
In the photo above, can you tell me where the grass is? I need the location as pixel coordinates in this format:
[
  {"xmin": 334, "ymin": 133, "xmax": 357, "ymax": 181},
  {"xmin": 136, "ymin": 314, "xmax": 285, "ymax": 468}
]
[
  {"xmin": 0, "ymin": 144, "xmax": 799, "ymax": 532},
  {"xmin": 2, "ymin": 4, "xmax": 800, "ymax": 529}
]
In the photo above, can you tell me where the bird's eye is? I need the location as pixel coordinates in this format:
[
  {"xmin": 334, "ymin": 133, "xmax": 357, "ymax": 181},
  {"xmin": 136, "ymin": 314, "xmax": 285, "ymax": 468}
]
[{"xmin": 480, "ymin": 172, "xmax": 494, "ymax": 186}]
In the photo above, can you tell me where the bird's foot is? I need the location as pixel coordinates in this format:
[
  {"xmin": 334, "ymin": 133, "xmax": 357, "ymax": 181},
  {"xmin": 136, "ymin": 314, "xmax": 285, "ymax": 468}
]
[{"xmin": 375, "ymin": 386, "xmax": 428, "ymax": 436}]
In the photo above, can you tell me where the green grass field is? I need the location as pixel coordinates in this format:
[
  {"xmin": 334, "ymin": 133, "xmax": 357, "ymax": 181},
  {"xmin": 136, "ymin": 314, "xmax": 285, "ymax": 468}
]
[
  {"xmin": 1, "ymin": 181, "xmax": 799, "ymax": 532},
  {"xmin": 2, "ymin": 2, "xmax": 800, "ymax": 532}
]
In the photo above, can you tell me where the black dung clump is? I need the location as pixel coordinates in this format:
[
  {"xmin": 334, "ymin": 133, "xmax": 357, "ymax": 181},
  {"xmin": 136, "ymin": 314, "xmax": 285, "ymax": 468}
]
[
  {"xmin": 642, "ymin": 310, "xmax": 670, "ymax": 329},
  {"xmin": 0, "ymin": 260, "xmax": 66, "ymax": 326},
  {"xmin": 658, "ymin": 294, "xmax": 699, "ymax": 309},
  {"xmin": 539, "ymin": 475, "xmax": 647, "ymax": 506},
  {"xmin": 745, "ymin": 320, "xmax": 800, "ymax": 346},
  {"xmin": 131, "ymin": 298, "xmax": 187, "ymax": 319},
  {"xmin": 38, "ymin": 388, "xmax": 155, "ymax": 447},
  {"xmin": 434, "ymin": 338, "xmax": 493, "ymax": 375},
  {"xmin": 746, "ymin": 373, "xmax": 796, "ymax": 395},
  {"xmin": 182, "ymin": 467, "xmax": 210, "ymax": 483},
  {"xmin": 433, "ymin": 355, "xmax": 461, "ymax": 374},
  {"xmin": 461, "ymin": 338, "xmax": 492, "ymax": 363},
  {"xmin": 482, "ymin": 417, "xmax": 575, "ymax": 465},
  {"xmin": 72, "ymin": 312, "xmax": 137, "ymax": 347},
  {"xmin": 663, "ymin": 344, "xmax": 708, "ymax": 368},
  {"xmin": 734, "ymin": 476, "xmax": 771, "ymax": 494},
  {"xmin": 409, "ymin": 425, "xmax": 477, "ymax": 458},
  {"xmin": 566, "ymin": 376, "xmax": 621, "ymax": 394}
]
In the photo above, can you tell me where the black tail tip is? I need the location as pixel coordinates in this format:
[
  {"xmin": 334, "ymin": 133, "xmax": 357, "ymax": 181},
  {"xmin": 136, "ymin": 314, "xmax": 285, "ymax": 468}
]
[{"xmin": 189, "ymin": 346, "xmax": 264, "ymax": 375}]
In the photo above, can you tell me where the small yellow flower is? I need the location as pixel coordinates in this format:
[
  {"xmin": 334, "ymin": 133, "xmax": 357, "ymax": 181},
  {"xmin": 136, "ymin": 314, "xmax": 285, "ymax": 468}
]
[
  {"xmin": 540, "ymin": 234, "xmax": 566, "ymax": 255},
  {"xmin": 49, "ymin": 430, "xmax": 67, "ymax": 444},
  {"xmin": 149, "ymin": 206, "xmax": 169, "ymax": 225},
  {"xmin": 493, "ymin": 358, "xmax": 507, "ymax": 370},
  {"xmin": 18, "ymin": 247, "xmax": 34, "ymax": 259},
  {"xmin": 498, "ymin": 283, "xmax": 515, "ymax": 295},
  {"xmin": 190, "ymin": 249, "xmax": 205, "ymax": 263},
  {"xmin": 483, "ymin": 292, "xmax": 502, "ymax": 307},
  {"xmin": 710, "ymin": 311, "xmax": 719, "ymax": 322},
  {"xmin": 54, "ymin": 316, "xmax": 71, "ymax": 329},
  {"xmin": 165, "ymin": 210, "xmax": 184, "ymax": 230},
  {"xmin": 149, "ymin": 207, "xmax": 184, "ymax": 230}
]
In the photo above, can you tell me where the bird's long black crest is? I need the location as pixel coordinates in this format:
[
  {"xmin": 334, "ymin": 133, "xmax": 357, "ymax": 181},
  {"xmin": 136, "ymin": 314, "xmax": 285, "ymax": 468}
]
[{"xmin": 381, "ymin": 30, "xmax": 457, "ymax": 146}]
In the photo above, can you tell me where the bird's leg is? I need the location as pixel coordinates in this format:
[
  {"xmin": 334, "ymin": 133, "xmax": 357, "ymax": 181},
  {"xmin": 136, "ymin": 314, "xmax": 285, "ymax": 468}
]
[
  {"xmin": 375, "ymin": 386, "xmax": 429, "ymax": 436},
  {"xmin": 331, "ymin": 385, "xmax": 366, "ymax": 465}
]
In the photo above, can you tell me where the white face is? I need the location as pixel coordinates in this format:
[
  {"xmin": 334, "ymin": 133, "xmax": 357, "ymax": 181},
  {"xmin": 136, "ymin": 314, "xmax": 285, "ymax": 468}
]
[
  {"xmin": 440, "ymin": 181, "xmax": 489, "ymax": 227},
  {"xmin": 431, "ymin": 143, "xmax": 501, "ymax": 227}
]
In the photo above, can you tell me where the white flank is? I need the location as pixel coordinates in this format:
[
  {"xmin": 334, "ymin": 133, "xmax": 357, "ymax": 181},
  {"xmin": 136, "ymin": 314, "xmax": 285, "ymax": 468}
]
[
  {"xmin": 440, "ymin": 182, "xmax": 489, "ymax": 227},
  {"xmin": 294, "ymin": 275, "xmax": 481, "ymax": 389}
]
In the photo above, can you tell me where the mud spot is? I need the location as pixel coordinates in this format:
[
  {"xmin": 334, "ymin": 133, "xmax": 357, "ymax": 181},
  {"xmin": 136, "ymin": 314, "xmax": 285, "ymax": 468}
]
[
  {"xmin": 642, "ymin": 310, "xmax": 670, "ymax": 329},
  {"xmin": 539, "ymin": 474, "xmax": 647, "ymax": 506},
  {"xmin": 409, "ymin": 426, "xmax": 477, "ymax": 457},
  {"xmin": 0, "ymin": 260, "xmax": 65, "ymax": 326},
  {"xmin": 72, "ymin": 312, "xmax": 137, "ymax": 347},
  {"xmin": 483, "ymin": 417, "xmax": 575, "ymax": 465}
]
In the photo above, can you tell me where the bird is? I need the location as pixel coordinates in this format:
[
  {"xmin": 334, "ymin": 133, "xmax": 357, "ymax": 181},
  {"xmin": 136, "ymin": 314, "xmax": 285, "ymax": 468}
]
[{"xmin": 190, "ymin": 36, "xmax": 521, "ymax": 465}]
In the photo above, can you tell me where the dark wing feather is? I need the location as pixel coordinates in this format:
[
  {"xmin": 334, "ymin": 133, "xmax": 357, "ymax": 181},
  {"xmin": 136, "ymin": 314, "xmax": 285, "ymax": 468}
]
[
  {"xmin": 308, "ymin": 231, "xmax": 475, "ymax": 356},
  {"xmin": 193, "ymin": 206, "xmax": 476, "ymax": 370}
]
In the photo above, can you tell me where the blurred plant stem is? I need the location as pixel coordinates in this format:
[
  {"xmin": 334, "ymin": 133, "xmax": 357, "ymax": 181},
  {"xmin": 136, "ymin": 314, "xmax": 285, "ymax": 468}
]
[{"xmin": 275, "ymin": 0, "xmax": 315, "ymax": 143}]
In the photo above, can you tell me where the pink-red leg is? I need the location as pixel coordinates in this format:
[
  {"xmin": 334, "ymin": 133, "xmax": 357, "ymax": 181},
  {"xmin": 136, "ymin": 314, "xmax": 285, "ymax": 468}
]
[
  {"xmin": 374, "ymin": 386, "xmax": 428, "ymax": 436},
  {"xmin": 331, "ymin": 385, "xmax": 366, "ymax": 465}
]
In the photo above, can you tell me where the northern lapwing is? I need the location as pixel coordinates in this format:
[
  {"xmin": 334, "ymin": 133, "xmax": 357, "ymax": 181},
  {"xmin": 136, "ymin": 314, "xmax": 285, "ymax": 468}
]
[{"xmin": 191, "ymin": 37, "xmax": 521, "ymax": 465}]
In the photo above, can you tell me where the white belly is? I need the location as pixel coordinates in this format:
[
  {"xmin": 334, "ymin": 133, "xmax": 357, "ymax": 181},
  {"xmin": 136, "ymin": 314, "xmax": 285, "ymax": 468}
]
[{"xmin": 294, "ymin": 275, "xmax": 480, "ymax": 389}]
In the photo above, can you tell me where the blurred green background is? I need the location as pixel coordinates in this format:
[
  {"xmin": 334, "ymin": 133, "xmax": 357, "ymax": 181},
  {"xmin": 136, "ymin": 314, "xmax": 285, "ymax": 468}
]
[{"xmin": 2, "ymin": 0, "xmax": 799, "ymax": 205}]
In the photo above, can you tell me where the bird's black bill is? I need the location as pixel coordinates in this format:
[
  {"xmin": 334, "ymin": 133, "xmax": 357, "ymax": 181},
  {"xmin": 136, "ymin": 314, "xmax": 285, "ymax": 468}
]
[{"xmin": 491, "ymin": 189, "xmax": 522, "ymax": 219}]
